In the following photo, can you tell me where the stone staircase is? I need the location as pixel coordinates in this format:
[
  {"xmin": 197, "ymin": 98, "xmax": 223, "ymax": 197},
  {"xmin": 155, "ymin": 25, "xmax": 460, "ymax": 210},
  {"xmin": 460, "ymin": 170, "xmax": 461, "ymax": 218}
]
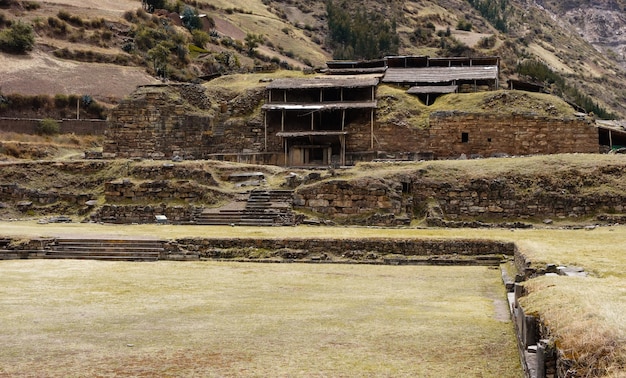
[
  {"xmin": 44, "ymin": 239, "xmax": 164, "ymax": 261},
  {"xmin": 193, "ymin": 190, "xmax": 295, "ymax": 226}
]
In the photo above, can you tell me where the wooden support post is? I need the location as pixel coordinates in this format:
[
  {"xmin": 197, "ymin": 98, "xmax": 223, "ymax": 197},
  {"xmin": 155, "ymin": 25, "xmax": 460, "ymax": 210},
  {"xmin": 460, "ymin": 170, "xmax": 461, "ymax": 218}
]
[
  {"xmin": 281, "ymin": 110, "xmax": 285, "ymax": 132},
  {"xmin": 264, "ymin": 112, "xmax": 267, "ymax": 151},
  {"xmin": 370, "ymin": 109, "xmax": 374, "ymax": 150},
  {"xmin": 340, "ymin": 135, "xmax": 345, "ymax": 166},
  {"xmin": 284, "ymin": 140, "xmax": 288, "ymax": 167},
  {"xmin": 342, "ymin": 110, "xmax": 345, "ymax": 131},
  {"xmin": 609, "ymin": 130, "xmax": 613, "ymax": 149}
]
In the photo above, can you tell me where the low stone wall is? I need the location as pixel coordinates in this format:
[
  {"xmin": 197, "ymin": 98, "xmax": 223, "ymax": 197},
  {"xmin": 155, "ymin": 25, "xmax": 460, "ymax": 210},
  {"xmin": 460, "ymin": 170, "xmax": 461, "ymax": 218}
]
[
  {"xmin": 294, "ymin": 178, "xmax": 404, "ymax": 221},
  {"xmin": 91, "ymin": 204, "xmax": 196, "ymax": 224},
  {"xmin": 104, "ymin": 179, "xmax": 225, "ymax": 204},
  {"xmin": 412, "ymin": 177, "xmax": 626, "ymax": 220},
  {"xmin": 176, "ymin": 238, "xmax": 515, "ymax": 258},
  {"xmin": 0, "ymin": 117, "xmax": 106, "ymax": 135},
  {"xmin": 0, "ymin": 183, "xmax": 94, "ymax": 206},
  {"xmin": 0, "ymin": 236, "xmax": 514, "ymax": 261}
]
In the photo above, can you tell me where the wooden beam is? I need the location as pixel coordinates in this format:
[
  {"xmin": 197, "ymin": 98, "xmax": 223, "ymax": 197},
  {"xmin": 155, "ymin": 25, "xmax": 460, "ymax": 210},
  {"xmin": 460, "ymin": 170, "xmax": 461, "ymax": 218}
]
[{"xmin": 371, "ymin": 109, "xmax": 376, "ymax": 150}]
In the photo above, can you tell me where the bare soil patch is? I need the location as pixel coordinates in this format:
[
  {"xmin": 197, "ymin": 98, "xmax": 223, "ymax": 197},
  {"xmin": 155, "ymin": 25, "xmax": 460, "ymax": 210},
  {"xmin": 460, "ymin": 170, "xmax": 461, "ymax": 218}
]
[{"xmin": 0, "ymin": 50, "xmax": 158, "ymax": 101}]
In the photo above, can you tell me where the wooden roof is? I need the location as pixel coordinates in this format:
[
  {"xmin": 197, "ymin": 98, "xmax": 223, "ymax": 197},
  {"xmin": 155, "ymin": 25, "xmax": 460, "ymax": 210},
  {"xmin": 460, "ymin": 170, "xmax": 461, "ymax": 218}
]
[
  {"xmin": 266, "ymin": 76, "xmax": 379, "ymax": 90},
  {"xmin": 262, "ymin": 101, "xmax": 377, "ymax": 111},
  {"xmin": 326, "ymin": 59, "xmax": 386, "ymax": 69},
  {"xmin": 385, "ymin": 55, "xmax": 499, "ymax": 68},
  {"xmin": 382, "ymin": 66, "xmax": 498, "ymax": 84},
  {"xmin": 407, "ymin": 85, "xmax": 458, "ymax": 94},
  {"xmin": 326, "ymin": 67, "xmax": 387, "ymax": 75}
]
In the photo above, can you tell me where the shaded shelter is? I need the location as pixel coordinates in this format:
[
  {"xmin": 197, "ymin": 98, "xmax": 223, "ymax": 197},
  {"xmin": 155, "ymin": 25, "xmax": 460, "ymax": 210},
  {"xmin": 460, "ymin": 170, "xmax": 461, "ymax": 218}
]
[{"xmin": 263, "ymin": 76, "xmax": 379, "ymax": 167}]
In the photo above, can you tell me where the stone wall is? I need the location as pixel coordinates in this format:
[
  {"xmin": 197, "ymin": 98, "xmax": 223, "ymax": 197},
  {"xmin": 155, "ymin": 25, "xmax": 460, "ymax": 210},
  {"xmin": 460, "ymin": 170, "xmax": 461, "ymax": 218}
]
[
  {"xmin": 291, "ymin": 165, "xmax": 626, "ymax": 223},
  {"xmin": 91, "ymin": 204, "xmax": 196, "ymax": 224},
  {"xmin": 428, "ymin": 112, "xmax": 598, "ymax": 158},
  {"xmin": 0, "ymin": 117, "xmax": 106, "ymax": 135},
  {"xmin": 294, "ymin": 177, "xmax": 405, "ymax": 222},
  {"xmin": 104, "ymin": 179, "xmax": 226, "ymax": 204},
  {"xmin": 104, "ymin": 87, "xmax": 212, "ymax": 159},
  {"xmin": 412, "ymin": 177, "xmax": 626, "ymax": 220},
  {"xmin": 104, "ymin": 85, "xmax": 600, "ymax": 164},
  {"xmin": 0, "ymin": 183, "xmax": 94, "ymax": 205},
  {"xmin": 170, "ymin": 237, "xmax": 516, "ymax": 259}
]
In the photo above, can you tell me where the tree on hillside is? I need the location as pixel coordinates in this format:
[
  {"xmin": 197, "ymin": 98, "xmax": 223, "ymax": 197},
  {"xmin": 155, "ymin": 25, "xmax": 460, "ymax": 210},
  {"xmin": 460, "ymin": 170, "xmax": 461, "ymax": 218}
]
[
  {"xmin": 142, "ymin": 0, "xmax": 165, "ymax": 13},
  {"xmin": 326, "ymin": 0, "xmax": 399, "ymax": 60},
  {"xmin": 466, "ymin": 0, "xmax": 508, "ymax": 32},
  {"xmin": 0, "ymin": 21, "xmax": 35, "ymax": 54},
  {"xmin": 244, "ymin": 33, "xmax": 264, "ymax": 56},
  {"xmin": 148, "ymin": 42, "xmax": 170, "ymax": 78},
  {"xmin": 181, "ymin": 6, "xmax": 201, "ymax": 31}
]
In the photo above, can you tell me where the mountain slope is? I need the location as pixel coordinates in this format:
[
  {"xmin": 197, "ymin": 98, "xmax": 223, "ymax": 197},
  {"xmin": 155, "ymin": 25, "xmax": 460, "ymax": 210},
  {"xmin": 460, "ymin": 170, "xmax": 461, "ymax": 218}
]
[{"xmin": 0, "ymin": 0, "xmax": 624, "ymax": 118}]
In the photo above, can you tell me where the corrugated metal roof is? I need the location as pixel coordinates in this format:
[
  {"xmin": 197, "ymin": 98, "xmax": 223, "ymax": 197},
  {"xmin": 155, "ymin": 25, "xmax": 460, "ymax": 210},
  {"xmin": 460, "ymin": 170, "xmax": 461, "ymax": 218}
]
[
  {"xmin": 266, "ymin": 76, "xmax": 380, "ymax": 89},
  {"xmin": 382, "ymin": 66, "xmax": 498, "ymax": 84},
  {"xmin": 407, "ymin": 85, "xmax": 458, "ymax": 94},
  {"xmin": 262, "ymin": 101, "xmax": 377, "ymax": 111}
]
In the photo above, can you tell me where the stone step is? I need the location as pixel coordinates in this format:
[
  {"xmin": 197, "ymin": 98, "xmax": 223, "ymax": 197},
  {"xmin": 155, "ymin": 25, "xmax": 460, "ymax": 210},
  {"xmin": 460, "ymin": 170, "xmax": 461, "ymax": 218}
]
[
  {"xmin": 53, "ymin": 246, "xmax": 164, "ymax": 253},
  {"xmin": 54, "ymin": 239, "xmax": 164, "ymax": 247},
  {"xmin": 44, "ymin": 254, "xmax": 158, "ymax": 261},
  {"xmin": 44, "ymin": 239, "xmax": 163, "ymax": 261}
]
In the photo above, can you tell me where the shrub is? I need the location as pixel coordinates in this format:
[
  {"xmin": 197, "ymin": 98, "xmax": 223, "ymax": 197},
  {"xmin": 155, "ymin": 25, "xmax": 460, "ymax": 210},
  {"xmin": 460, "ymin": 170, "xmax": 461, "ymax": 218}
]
[
  {"xmin": 191, "ymin": 29, "xmax": 209, "ymax": 48},
  {"xmin": 0, "ymin": 20, "xmax": 35, "ymax": 53},
  {"xmin": 23, "ymin": 1, "xmax": 40, "ymax": 10},
  {"xmin": 36, "ymin": 118, "xmax": 60, "ymax": 136},
  {"xmin": 54, "ymin": 94, "xmax": 70, "ymax": 108},
  {"xmin": 478, "ymin": 35, "xmax": 496, "ymax": 49},
  {"xmin": 456, "ymin": 19, "xmax": 472, "ymax": 31}
]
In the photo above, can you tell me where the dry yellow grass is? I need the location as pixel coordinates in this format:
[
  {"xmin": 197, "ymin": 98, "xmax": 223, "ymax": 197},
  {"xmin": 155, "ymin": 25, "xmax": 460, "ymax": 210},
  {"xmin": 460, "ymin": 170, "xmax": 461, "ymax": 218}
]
[
  {"xmin": 3, "ymin": 221, "xmax": 625, "ymax": 374},
  {"xmin": 0, "ymin": 260, "xmax": 521, "ymax": 377}
]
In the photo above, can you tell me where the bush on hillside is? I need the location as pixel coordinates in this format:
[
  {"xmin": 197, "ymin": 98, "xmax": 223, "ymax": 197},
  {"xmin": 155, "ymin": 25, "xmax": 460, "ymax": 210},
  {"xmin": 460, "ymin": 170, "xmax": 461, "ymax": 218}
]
[
  {"xmin": 36, "ymin": 118, "xmax": 60, "ymax": 135},
  {"xmin": 0, "ymin": 20, "xmax": 35, "ymax": 53}
]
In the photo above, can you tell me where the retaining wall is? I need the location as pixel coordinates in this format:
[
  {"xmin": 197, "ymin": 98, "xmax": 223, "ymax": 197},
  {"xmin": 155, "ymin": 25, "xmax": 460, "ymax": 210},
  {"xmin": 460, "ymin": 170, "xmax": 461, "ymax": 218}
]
[
  {"xmin": 428, "ymin": 112, "xmax": 599, "ymax": 158},
  {"xmin": 0, "ymin": 117, "xmax": 106, "ymax": 135}
]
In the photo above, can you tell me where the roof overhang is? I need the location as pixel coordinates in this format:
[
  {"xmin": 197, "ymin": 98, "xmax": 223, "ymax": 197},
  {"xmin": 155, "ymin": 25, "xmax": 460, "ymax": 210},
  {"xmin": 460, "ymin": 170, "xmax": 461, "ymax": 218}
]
[
  {"xmin": 276, "ymin": 131, "xmax": 349, "ymax": 137},
  {"xmin": 407, "ymin": 85, "xmax": 458, "ymax": 94},
  {"xmin": 262, "ymin": 101, "xmax": 377, "ymax": 111},
  {"xmin": 266, "ymin": 76, "xmax": 380, "ymax": 90}
]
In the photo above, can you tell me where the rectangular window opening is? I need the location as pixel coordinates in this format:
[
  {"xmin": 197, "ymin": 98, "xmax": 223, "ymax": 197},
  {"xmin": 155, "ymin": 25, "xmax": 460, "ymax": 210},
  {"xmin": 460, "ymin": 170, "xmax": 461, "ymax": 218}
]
[{"xmin": 461, "ymin": 132, "xmax": 469, "ymax": 143}]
